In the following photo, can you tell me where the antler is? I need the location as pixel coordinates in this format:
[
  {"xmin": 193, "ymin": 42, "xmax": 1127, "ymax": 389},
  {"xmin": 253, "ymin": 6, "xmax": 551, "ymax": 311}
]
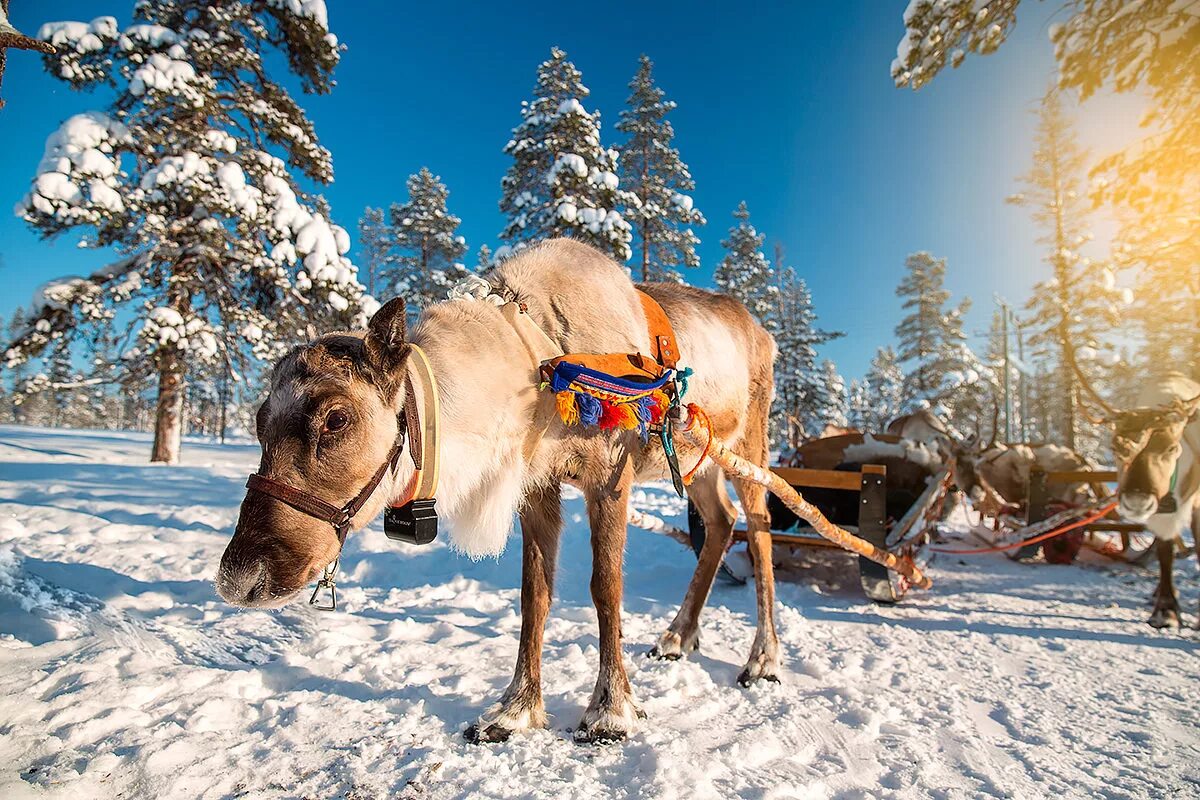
[{"xmin": 985, "ymin": 397, "xmax": 999, "ymax": 449}]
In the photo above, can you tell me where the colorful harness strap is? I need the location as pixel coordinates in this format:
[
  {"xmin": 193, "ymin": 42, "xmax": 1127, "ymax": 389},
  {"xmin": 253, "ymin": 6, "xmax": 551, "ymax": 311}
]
[
  {"xmin": 541, "ymin": 357, "xmax": 673, "ymax": 438},
  {"xmin": 537, "ymin": 290, "xmax": 682, "ymax": 441}
]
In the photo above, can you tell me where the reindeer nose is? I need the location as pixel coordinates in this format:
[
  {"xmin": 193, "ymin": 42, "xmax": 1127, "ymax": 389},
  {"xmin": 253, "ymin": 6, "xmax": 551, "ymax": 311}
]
[
  {"xmin": 216, "ymin": 558, "xmax": 268, "ymax": 606},
  {"xmin": 1118, "ymin": 492, "xmax": 1158, "ymax": 523}
]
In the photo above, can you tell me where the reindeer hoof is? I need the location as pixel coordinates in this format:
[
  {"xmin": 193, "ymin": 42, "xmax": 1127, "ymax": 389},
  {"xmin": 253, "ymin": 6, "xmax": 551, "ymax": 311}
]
[
  {"xmin": 648, "ymin": 630, "xmax": 699, "ymax": 661},
  {"xmin": 573, "ymin": 725, "xmax": 628, "ymax": 745},
  {"xmin": 464, "ymin": 723, "xmax": 512, "ymax": 744},
  {"xmin": 737, "ymin": 668, "xmax": 781, "ymax": 687},
  {"xmin": 575, "ymin": 696, "xmax": 643, "ymax": 744},
  {"xmin": 737, "ymin": 647, "xmax": 781, "ymax": 687},
  {"xmin": 1148, "ymin": 608, "xmax": 1181, "ymax": 629}
]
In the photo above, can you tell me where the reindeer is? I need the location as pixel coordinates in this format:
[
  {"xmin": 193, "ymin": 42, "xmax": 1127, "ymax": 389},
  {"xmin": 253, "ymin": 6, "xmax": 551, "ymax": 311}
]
[
  {"xmin": 1084, "ymin": 374, "xmax": 1200, "ymax": 627},
  {"xmin": 216, "ymin": 239, "xmax": 778, "ymax": 743},
  {"xmin": 952, "ymin": 442, "xmax": 1092, "ymax": 512}
]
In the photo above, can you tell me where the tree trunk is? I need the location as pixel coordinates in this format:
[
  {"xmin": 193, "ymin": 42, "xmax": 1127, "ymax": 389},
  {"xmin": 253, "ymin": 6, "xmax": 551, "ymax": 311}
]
[{"xmin": 151, "ymin": 347, "xmax": 184, "ymax": 463}]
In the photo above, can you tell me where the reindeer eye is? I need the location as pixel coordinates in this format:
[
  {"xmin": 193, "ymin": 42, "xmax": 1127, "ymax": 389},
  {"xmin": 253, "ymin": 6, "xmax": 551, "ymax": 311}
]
[{"xmin": 324, "ymin": 410, "xmax": 350, "ymax": 433}]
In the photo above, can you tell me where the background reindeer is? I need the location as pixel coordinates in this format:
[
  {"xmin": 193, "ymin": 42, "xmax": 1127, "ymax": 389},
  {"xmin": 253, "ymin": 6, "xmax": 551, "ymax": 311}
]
[
  {"xmin": 1093, "ymin": 374, "xmax": 1200, "ymax": 627},
  {"xmin": 217, "ymin": 239, "xmax": 777, "ymax": 743}
]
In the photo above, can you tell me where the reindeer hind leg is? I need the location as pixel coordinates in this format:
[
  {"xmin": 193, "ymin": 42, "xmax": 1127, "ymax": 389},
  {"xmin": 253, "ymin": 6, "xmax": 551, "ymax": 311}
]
[
  {"xmin": 650, "ymin": 466, "xmax": 736, "ymax": 660},
  {"xmin": 732, "ymin": 372, "xmax": 780, "ymax": 686}
]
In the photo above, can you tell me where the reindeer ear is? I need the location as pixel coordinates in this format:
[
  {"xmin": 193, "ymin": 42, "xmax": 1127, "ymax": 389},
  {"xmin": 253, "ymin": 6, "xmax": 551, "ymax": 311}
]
[{"xmin": 365, "ymin": 298, "xmax": 409, "ymax": 370}]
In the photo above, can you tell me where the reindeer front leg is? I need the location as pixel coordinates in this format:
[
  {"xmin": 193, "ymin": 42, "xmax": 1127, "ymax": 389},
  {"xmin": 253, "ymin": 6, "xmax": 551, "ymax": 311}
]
[
  {"xmin": 465, "ymin": 483, "xmax": 561, "ymax": 743},
  {"xmin": 576, "ymin": 457, "xmax": 645, "ymax": 743},
  {"xmin": 1149, "ymin": 536, "xmax": 1181, "ymax": 628}
]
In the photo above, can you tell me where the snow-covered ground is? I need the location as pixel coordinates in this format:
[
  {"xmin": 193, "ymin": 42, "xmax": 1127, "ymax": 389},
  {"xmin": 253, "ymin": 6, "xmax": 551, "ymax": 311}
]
[{"xmin": 1, "ymin": 425, "xmax": 1198, "ymax": 799}]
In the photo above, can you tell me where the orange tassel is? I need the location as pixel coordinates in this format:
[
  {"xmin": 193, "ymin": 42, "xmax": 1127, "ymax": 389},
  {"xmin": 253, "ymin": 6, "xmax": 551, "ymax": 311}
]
[
  {"xmin": 648, "ymin": 390, "xmax": 669, "ymax": 424},
  {"xmin": 615, "ymin": 401, "xmax": 640, "ymax": 430},
  {"xmin": 557, "ymin": 391, "xmax": 579, "ymax": 426}
]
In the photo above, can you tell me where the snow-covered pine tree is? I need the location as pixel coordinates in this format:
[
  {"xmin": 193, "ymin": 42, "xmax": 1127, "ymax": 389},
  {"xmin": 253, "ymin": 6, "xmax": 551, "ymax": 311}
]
[
  {"xmin": 358, "ymin": 206, "xmax": 393, "ymax": 298},
  {"xmin": 383, "ymin": 167, "xmax": 469, "ymax": 316},
  {"xmin": 498, "ymin": 47, "xmax": 634, "ymax": 262},
  {"xmin": 817, "ymin": 360, "xmax": 848, "ymax": 434},
  {"xmin": 863, "ymin": 346, "xmax": 905, "ymax": 432},
  {"xmin": 846, "ymin": 379, "xmax": 871, "ymax": 432},
  {"xmin": 894, "ymin": 251, "xmax": 972, "ymax": 409},
  {"xmin": 8, "ymin": 2, "xmax": 372, "ymax": 463},
  {"xmin": 771, "ymin": 256, "xmax": 842, "ymax": 447},
  {"xmin": 1008, "ymin": 89, "xmax": 1124, "ymax": 454},
  {"xmin": 893, "ymin": 2, "xmax": 1198, "ymax": 380},
  {"xmin": 714, "ymin": 203, "xmax": 776, "ymax": 326},
  {"xmin": 615, "ymin": 55, "xmax": 705, "ymax": 283}
]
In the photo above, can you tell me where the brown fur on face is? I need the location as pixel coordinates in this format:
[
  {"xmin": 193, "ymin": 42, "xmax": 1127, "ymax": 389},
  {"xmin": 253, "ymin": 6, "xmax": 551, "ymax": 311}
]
[{"xmin": 218, "ymin": 302, "xmax": 411, "ymax": 608}]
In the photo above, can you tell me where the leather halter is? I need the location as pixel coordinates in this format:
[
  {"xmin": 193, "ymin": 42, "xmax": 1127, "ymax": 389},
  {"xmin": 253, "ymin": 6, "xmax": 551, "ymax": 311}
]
[
  {"xmin": 245, "ymin": 382, "xmax": 417, "ymax": 545},
  {"xmin": 244, "ymin": 346, "xmax": 441, "ymax": 609}
]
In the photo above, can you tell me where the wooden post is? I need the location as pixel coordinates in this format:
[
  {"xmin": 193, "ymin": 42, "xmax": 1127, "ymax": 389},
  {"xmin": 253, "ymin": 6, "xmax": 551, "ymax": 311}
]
[
  {"xmin": 857, "ymin": 464, "xmax": 895, "ymax": 602},
  {"xmin": 1019, "ymin": 467, "xmax": 1050, "ymax": 559}
]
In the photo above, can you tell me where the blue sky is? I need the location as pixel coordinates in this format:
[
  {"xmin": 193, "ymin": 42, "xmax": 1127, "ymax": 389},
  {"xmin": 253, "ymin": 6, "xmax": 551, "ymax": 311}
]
[{"xmin": 0, "ymin": 1, "xmax": 1140, "ymax": 379}]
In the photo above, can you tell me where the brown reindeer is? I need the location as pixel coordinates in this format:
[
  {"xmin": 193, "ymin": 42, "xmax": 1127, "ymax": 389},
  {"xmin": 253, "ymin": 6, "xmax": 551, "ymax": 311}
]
[
  {"xmin": 1101, "ymin": 375, "xmax": 1200, "ymax": 627},
  {"xmin": 216, "ymin": 239, "xmax": 778, "ymax": 743}
]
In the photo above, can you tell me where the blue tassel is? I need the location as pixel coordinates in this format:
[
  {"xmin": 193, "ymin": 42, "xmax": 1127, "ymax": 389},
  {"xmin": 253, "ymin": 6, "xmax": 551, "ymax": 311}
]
[
  {"xmin": 676, "ymin": 367, "xmax": 694, "ymax": 400},
  {"xmin": 634, "ymin": 395, "xmax": 656, "ymax": 440},
  {"xmin": 577, "ymin": 393, "xmax": 602, "ymax": 426}
]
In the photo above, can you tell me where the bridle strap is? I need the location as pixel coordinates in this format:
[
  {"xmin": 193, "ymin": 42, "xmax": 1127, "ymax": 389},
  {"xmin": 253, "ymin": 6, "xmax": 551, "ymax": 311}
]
[
  {"xmin": 244, "ymin": 377, "xmax": 416, "ymax": 541},
  {"xmin": 246, "ymin": 473, "xmax": 346, "ymax": 528},
  {"xmin": 245, "ymin": 436, "xmax": 405, "ymax": 539}
]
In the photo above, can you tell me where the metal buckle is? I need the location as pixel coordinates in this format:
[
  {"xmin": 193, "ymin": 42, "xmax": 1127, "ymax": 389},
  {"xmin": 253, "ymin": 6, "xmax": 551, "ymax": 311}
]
[{"xmin": 309, "ymin": 556, "xmax": 340, "ymax": 611}]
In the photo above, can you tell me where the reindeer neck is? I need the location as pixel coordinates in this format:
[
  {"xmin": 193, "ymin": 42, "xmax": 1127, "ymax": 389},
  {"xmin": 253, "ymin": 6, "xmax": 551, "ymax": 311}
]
[{"xmin": 396, "ymin": 300, "xmax": 543, "ymax": 522}]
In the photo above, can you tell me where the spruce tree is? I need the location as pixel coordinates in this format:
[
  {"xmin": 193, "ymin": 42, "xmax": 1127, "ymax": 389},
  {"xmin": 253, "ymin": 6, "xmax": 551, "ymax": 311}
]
[
  {"xmin": 8, "ymin": 2, "xmax": 370, "ymax": 463},
  {"xmin": 863, "ymin": 346, "xmax": 905, "ymax": 431},
  {"xmin": 714, "ymin": 203, "xmax": 776, "ymax": 326},
  {"xmin": 818, "ymin": 360, "xmax": 848, "ymax": 433},
  {"xmin": 1009, "ymin": 90, "xmax": 1123, "ymax": 452},
  {"xmin": 384, "ymin": 167, "xmax": 469, "ymax": 316},
  {"xmin": 770, "ymin": 249, "xmax": 842, "ymax": 446},
  {"xmin": 846, "ymin": 379, "xmax": 871, "ymax": 432},
  {"xmin": 615, "ymin": 55, "xmax": 705, "ymax": 283},
  {"xmin": 893, "ymin": 2, "xmax": 1199, "ymax": 379},
  {"xmin": 476, "ymin": 244, "xmax": 493, "ymax": 271},
  {"xmin": 498, "ymin": 47, "xmax": 633, "ymax": 262},
  {"xmin": 358, "ymin": 206, "xmax": 392, "ymax": 298},
  {"xmin": 894, "ymin": 251, "xmax": 971, "ymax": 408}
]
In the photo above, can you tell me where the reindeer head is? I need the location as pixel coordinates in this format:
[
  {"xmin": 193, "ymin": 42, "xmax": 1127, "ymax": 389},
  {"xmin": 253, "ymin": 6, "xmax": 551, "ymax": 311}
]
[
  {"xmin": 949, "ymin": 415, "xmax": 998, "ymax": 504},
  {"xmin": 216, "ymin": 299, "xmax": 411, "ymax": 608},
  {"xmin": 1110, "ymin": 396, "xmax": 1200, "ymax": 522}
]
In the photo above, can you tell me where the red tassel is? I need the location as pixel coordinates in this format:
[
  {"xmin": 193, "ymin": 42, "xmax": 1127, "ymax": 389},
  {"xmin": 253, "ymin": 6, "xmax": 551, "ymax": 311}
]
[{"xmin": 598, "ymin": 400, "xmax": 622, "ymax": 430}]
